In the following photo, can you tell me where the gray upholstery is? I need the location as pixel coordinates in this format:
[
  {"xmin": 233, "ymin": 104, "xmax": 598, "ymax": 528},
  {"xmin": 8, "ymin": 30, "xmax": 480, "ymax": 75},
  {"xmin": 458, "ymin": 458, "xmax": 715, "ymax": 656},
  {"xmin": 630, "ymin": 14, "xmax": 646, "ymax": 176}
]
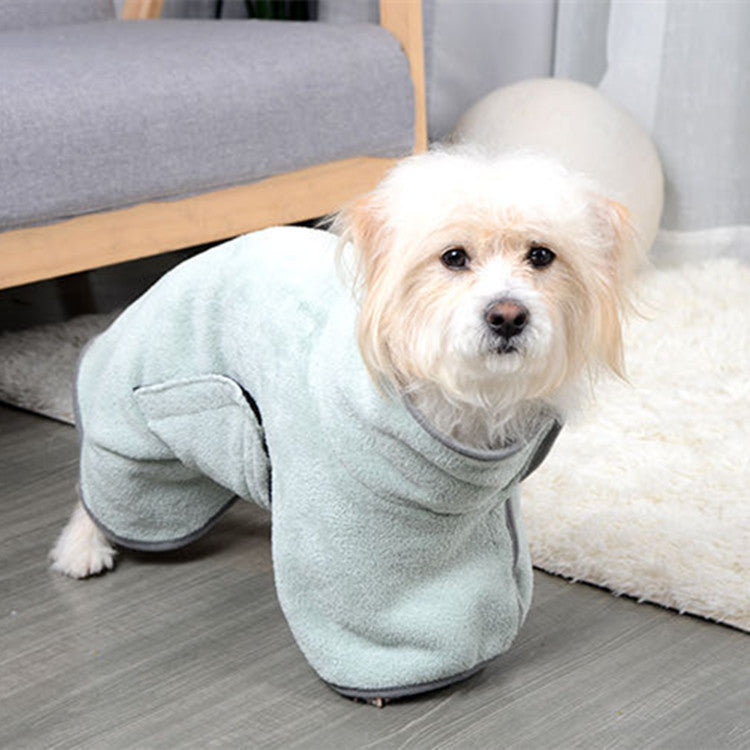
[
  {"xmin": 0, "ymin": 0, "xmax": 114, "ymax": 31},
  {"xmin": 0, "ymin": 19, "xmax": 414, "ymax": 231}
]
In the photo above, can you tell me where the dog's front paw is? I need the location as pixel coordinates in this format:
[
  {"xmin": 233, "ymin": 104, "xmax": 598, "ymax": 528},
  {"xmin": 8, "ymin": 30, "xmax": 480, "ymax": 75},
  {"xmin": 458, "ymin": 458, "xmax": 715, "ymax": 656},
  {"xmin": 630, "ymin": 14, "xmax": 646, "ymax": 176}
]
[{"xmin": 49, "ymin": 502, "xmax": 117, "ymax": 579}]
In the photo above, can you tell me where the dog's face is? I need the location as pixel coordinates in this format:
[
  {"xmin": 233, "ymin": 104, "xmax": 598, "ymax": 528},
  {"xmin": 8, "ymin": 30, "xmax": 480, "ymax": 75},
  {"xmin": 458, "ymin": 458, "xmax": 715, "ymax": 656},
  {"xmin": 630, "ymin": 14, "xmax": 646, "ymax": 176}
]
[{"xmin": 340, "ymin": 150, "xmax": 637, "ymax": 408}]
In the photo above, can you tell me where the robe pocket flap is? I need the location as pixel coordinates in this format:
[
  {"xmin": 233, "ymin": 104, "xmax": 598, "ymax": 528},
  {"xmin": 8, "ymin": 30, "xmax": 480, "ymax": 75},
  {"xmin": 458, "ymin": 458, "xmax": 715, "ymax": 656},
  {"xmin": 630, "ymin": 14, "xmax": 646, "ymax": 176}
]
[{"xmin": 133, "ymin": 374, "xmax": 271, "ymax": 509}]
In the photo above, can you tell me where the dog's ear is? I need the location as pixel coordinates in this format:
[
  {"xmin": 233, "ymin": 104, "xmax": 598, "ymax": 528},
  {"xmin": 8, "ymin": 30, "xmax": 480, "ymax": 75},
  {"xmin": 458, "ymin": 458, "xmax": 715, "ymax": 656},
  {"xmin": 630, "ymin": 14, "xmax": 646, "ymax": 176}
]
[
  {"xmin": 334, "ymin": 192, "xmax": 398, "ymax": 388},
  {"xmin": 598, "ymin": 199, "xmax": 642, "ymax": 377},
  {"xmin": 334, "ymin": 191, "xmax": 395, "ymax": 304},
  {"xmin": 609, "ymin": 199, "xmax": 632, "ymax": 229},
  {"xmin": 607, "ymin": 199, "xmax": 642, "ymax": 277},
  {"xmin": 344, "ymin": 193, "xmax": 388, "ymax": 285}
]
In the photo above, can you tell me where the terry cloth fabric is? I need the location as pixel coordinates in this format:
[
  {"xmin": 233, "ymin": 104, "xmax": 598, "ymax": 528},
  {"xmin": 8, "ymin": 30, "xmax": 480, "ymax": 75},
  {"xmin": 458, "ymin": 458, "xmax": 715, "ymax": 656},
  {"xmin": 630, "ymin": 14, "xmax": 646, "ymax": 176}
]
[{"xmin": 76, "ymin": 227, "xmax": 561, "ymax": 697}]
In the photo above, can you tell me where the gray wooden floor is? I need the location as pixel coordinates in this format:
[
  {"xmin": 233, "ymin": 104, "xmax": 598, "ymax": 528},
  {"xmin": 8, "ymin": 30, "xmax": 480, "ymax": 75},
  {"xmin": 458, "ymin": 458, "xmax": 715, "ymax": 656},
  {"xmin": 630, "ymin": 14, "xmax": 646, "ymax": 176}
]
[{"xmin": 1, "ymin": 403, "xmax": 748, "ymax": 750}]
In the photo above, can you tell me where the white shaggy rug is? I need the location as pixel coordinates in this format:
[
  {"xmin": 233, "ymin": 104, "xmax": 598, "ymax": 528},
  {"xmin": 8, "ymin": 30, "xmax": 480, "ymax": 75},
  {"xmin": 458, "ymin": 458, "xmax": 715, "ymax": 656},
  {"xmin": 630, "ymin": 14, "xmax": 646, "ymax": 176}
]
[
  {"xmin": 0, "ymin": 311, "xmax": 118, "ymax": 424},
  {"xmin": 523, "ymin": 258, "xmax": 750, "ymax": 632},
  {"xmin": 0, "ymin": 259, "xmax": 748, "ymax": 631}
]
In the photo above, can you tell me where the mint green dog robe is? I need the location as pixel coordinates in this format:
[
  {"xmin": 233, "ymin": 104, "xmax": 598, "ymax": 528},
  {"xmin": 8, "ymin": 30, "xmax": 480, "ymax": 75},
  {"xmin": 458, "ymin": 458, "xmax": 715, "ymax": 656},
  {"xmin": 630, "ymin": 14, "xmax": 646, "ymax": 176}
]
[{"xmin": 76, "ymin": 226, "xmax": 561, "ymax": 699}]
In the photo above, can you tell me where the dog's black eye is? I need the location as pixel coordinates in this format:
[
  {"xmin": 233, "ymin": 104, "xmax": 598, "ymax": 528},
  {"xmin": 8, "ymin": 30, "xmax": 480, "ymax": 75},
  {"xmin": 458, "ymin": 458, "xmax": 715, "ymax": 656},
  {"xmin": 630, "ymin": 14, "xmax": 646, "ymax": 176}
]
[
  {"xmin": 527, "ymin": 246, "xmax": 556, "ymax": 268},
  {"xmin": 441, "ymin": 247, "xmax": 469, "ymax": 270}
]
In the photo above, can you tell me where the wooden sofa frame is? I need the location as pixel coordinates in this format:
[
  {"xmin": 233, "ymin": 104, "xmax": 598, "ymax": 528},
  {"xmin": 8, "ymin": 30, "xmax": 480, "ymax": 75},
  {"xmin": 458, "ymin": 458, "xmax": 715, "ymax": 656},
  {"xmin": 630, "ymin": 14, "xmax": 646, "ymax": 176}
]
[{"xmin": 0, "ymin": 0, "xmax": 426, "ymax": 290}]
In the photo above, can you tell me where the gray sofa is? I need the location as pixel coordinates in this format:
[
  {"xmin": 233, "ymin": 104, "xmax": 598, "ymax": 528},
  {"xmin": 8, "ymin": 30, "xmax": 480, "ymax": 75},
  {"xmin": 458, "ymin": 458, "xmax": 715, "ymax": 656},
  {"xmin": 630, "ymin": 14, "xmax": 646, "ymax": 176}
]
[{"xmin": 0, "ymin": 0, "xmax": 425, "ymax": 288}]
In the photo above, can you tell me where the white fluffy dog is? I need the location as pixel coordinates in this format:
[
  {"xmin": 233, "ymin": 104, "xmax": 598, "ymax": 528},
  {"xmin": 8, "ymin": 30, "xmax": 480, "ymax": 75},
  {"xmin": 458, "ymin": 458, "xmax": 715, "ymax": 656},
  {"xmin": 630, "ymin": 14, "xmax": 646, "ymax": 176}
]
[
  {"xmin": 50, "ymin": 145, "xmax": 639, "ymax": 579},
  {"xmin": 51, "ymin": 73, "xmax": 666, "ymax": 585},
  {"xmin": 48, "ymin": 79, "xmax": 666, "ymax": 702}
]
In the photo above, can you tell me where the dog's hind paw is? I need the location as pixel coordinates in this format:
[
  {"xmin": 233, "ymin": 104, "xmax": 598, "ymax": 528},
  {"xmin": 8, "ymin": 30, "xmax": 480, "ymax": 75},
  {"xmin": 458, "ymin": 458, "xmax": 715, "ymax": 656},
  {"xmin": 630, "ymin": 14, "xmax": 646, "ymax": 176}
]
[{"xmin": 49, "ymin": 502, "xmax": 117, "ymax": 579}]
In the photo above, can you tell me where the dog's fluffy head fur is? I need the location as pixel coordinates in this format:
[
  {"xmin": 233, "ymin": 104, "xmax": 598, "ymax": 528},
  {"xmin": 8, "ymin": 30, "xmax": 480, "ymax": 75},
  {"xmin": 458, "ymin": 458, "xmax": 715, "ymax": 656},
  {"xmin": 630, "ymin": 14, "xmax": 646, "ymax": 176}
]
[{"xmin": 336, "ymin": 148, "xmax": 639, "ymax": 441}]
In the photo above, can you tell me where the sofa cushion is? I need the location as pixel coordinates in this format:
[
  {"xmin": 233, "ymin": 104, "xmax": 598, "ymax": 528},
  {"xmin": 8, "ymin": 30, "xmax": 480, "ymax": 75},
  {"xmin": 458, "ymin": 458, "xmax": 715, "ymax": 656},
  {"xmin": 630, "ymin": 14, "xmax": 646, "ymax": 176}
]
[
  {"xmin": 0, "ymin": 19, "xmax": 414, "ymax": 231},
  {"xmin": 0, "ymin": 0, "xmax": 114, "ymax": 31}
]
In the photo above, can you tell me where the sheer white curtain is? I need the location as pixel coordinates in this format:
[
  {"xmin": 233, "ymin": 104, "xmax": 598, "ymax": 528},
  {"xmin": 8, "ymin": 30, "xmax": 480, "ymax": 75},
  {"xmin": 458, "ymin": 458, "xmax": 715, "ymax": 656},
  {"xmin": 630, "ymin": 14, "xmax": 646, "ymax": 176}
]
[{"xmin": 556, "ymin": 0, "xmax": 749, "ymax": 264}]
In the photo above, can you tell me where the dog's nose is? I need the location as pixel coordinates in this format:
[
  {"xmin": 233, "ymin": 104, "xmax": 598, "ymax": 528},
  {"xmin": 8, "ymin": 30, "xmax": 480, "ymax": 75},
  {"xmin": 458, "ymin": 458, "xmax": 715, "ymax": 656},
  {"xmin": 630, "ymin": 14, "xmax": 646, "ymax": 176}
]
[{"xmin": 485, "ymin": 300, "xmax": 529, "ymax": 339}]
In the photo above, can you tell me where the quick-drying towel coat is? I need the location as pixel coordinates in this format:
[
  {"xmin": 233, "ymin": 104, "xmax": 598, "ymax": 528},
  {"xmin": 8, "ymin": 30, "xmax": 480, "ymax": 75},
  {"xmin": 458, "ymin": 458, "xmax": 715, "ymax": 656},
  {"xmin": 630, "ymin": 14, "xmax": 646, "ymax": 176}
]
[{"xmin": 76, "ymin": 227, "xmax": 561, "ymax": 698}]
